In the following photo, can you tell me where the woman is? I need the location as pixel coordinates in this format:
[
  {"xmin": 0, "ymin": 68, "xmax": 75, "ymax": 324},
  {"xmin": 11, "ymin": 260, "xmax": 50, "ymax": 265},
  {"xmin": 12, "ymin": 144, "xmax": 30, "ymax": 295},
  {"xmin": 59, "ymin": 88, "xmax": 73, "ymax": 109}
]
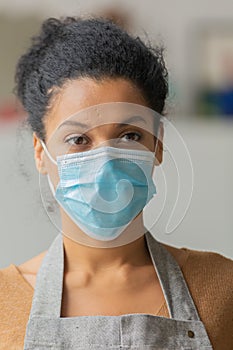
[{"xmin": 0, "ymin": 16, "xmax": 232, "ymax": 350}]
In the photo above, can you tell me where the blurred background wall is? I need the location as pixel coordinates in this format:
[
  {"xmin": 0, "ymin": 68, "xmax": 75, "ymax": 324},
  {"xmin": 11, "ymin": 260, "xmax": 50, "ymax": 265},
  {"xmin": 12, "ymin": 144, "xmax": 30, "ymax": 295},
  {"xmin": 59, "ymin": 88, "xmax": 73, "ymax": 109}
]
[{"xmin": 0, "ymin": 0, "xmax": 233, "ymax": 268}]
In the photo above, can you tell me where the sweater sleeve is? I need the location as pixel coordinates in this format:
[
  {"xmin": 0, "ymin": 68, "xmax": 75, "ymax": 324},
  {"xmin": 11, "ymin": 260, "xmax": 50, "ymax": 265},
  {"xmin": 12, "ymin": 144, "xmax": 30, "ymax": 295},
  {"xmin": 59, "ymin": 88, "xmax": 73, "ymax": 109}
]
[
  {"xmin": 181, "ymin": 249, "xmax": 233, "ymax": 350},
  {"xmin": 0, "ymin": 265, "xmax": 33, "ymax": 350}
]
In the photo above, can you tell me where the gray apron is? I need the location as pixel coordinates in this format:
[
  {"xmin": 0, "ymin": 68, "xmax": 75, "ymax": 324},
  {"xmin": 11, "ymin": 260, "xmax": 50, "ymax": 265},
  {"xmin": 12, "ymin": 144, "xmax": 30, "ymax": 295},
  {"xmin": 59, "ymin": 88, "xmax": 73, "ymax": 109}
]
[{"xmin": 23, "ymin": 231, "xmax": 213, "ymax": 349}]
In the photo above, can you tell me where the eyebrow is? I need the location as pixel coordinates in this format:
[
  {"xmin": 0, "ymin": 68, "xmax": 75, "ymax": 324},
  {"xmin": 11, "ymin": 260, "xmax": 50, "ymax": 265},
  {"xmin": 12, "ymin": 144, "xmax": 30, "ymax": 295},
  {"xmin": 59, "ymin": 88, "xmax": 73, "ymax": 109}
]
[
  {"xmin": 57, "ymin": 115, "xmax": 147, "ymax": 130},
  {"xmin": 115, "ymin": 115, "xmax": 147, "ymax": 128}
]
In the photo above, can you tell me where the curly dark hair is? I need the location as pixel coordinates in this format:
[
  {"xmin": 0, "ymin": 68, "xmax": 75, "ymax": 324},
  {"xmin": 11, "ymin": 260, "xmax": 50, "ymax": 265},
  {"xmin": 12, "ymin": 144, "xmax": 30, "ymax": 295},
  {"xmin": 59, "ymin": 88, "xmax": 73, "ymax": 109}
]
[{"xmin": 14, "ymin": 15, "xmax": 169, "ymax": 141}]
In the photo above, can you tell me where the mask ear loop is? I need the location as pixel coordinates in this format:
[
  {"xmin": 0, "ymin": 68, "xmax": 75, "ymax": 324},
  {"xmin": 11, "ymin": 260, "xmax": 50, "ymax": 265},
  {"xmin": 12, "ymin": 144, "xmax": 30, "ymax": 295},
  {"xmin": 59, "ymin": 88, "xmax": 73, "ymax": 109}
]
[
  {"xmin": 153, "ymin": 117, "xmax": 164, "ymax": 164},
  {"xmin": 40, "ymin": 139, "xmax": 57, "ymax": 166},
  {"xmin": 40, "ymin": 139, "xmax": 57, "ymax": 197}
]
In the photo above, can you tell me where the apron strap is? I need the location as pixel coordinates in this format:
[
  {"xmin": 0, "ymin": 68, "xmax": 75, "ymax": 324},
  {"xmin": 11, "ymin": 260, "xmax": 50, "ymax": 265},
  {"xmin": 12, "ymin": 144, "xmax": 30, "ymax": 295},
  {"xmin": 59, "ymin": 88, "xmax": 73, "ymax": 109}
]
[
  {"xmin": 145, "ymin": 231, "xmax": 200, "ymax": 321},
  {"xmin": 29, "ymin": 233, "xmax": 64, "ymax": 318}
]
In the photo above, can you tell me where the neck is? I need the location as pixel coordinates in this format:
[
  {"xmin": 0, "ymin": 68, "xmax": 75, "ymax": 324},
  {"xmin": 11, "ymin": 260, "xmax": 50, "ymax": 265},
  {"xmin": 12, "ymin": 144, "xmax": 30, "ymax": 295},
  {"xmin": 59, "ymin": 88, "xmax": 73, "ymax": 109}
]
[{"xmin": 60, "ymin": 211, "xmax": 151, "ymax": 274}]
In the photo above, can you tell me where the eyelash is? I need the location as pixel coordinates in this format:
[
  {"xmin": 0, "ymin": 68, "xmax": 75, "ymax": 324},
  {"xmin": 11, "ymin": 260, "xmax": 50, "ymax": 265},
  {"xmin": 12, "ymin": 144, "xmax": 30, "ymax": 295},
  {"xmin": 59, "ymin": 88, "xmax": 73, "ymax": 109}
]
[{"xmin": 65, "ymin": 132, "xmax": 142, "ymax": 146}]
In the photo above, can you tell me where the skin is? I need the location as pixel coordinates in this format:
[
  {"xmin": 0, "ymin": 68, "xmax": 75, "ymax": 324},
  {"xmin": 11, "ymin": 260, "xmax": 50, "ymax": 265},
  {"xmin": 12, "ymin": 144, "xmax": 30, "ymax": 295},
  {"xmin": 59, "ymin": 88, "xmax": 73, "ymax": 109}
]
[{"xmin": 18, "ymin": 77, "xmax": 189, "ymax": 317}]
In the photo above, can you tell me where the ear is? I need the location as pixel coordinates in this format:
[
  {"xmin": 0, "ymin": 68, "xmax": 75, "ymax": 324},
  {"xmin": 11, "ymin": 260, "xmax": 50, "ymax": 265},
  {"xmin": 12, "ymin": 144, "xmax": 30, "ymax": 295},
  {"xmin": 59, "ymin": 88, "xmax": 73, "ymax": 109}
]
[
  {"xmin": 33, "ymin": 132, "xmax": 48, "ymax": 175},
  {"xmin": 154, "ymin": 122, "xmax": 164, "ymax": 166}
]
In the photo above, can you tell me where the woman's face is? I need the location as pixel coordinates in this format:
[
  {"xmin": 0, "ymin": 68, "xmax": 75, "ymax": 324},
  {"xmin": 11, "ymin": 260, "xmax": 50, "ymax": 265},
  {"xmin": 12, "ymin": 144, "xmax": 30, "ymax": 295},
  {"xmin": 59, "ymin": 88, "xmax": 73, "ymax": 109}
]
[{"xmin": 33, "ymin": 77, "xmax": 163, "ymax": 177}]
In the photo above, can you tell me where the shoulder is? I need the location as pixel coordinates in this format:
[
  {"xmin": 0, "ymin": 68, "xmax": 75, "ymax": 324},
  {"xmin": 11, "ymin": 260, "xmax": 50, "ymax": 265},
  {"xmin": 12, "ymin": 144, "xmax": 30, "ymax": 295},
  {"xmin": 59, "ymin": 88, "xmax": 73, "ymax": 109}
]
[
  {"xmin": 161, "ymin": 243, "xmax": 233, "ymax": 348},
  {"xmin": 179, "ymin": 247, "xmax": 233, "ymax": 349},
  {"xmin": 161, "ymin": 242, "xmax": 233, "ymax": 309},
  {"xmin": 0, "ymin": 257, "xmax": 42, "ymax": 320},
  {"xmin": 0, "ymin": 264, "xmax": 20, "ymax": 292},
  {"xmin": 16, "ymin": 250, "xmax": 48, "ymax": 275},
  {"xmin": 168, "ymin": 243, "xmax": 233, "ymax": 296},
  {"xmin": 0, "ymin": 263, "xmax": 33, "ymax": 304},
  {"xmin": 160, "ymin": 241, "xmax": 233, "ymax": 302},
  {"xmin": 0, "ymin": 265, "xmax": 33, "ymax": 347},
  {"xmin": 161, "ymin": 242, "xmax": 233, "ymax": 282},
  {"xmin": 0, "ymin": 249, "xmax": 48, "ymax": 295},
  {"xmin": 181, "ymin": 246, "xmax": 233, "ymax": 285},
  {"xmin": 180, "ymin": 247, "xmax": 233, "ymax": 312}
]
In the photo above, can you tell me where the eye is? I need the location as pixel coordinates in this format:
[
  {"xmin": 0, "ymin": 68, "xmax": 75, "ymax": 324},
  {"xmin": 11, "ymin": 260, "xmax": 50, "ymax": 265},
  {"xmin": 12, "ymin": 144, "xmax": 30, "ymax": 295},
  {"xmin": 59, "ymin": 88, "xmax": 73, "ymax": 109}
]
[
  {"xmin": 120, "ymin": 132, "xmax": 142, "ymax": 142},
  {"xmin": 65, "ymin": 135, "xmax": 89, "ymax": 145}
]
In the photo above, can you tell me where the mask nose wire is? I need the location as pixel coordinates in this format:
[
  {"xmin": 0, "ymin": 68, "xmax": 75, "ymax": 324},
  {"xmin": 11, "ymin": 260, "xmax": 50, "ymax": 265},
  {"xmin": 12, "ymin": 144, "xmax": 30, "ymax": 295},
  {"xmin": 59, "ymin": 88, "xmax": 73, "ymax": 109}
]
[{"xmin": 40, "ymin": 139, "xmax": 57, "ymax": 165}]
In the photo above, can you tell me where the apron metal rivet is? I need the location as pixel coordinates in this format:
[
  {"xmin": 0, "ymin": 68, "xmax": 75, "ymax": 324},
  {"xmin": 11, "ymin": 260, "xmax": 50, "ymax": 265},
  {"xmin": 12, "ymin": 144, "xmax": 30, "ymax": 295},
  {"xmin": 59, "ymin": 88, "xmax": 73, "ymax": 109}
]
[{"xmin": 188, "ymin": 330, "xmax": 195, "ymax": 338}]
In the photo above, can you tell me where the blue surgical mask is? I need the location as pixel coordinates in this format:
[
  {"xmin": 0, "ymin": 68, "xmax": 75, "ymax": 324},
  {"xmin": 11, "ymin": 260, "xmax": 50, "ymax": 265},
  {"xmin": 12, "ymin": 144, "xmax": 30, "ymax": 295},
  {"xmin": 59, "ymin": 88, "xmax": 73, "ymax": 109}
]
[{"xmin": 41, "ymin": 142, "xmax": 157, "ymax": 241}]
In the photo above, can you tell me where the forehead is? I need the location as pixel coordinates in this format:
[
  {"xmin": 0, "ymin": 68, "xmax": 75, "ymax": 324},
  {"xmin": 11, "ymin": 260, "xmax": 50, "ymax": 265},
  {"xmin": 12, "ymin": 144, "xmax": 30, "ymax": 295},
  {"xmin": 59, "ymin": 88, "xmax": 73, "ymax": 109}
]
[
  {"xmin": 48, "ymin": 104, "xmax": 158, "ymax": 145},
  {"xmin": 44, "ymin": 77, "xmax": 151, "ymax": 135},
  {"xmin": 45, "ymin": 101, "xmax": 160, "ymax": 159}
]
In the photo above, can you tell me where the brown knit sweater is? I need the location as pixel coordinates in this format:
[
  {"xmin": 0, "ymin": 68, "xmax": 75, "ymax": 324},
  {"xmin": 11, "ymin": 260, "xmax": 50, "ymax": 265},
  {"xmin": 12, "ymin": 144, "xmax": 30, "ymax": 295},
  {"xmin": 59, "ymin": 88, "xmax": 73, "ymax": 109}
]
[{"xmin": 0, "ymin": 246, "xmax": 232, "ymax": 350}]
